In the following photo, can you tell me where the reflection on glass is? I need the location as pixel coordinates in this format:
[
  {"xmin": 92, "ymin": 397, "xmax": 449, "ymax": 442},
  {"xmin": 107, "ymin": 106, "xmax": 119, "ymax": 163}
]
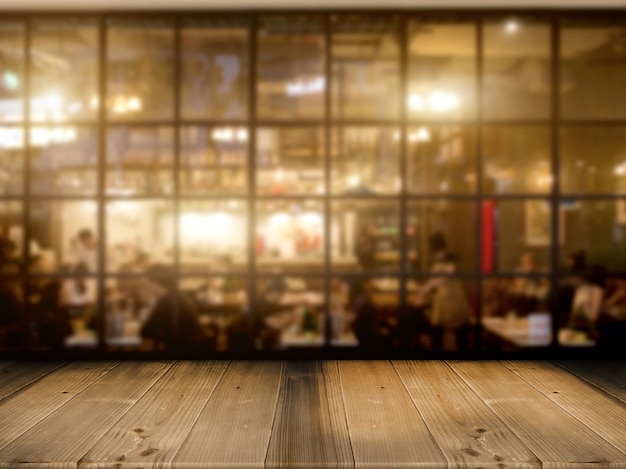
[
  {"xmin": 0, "ymin": 128, "xmax": 23, "ymax": 194},
  {"xmin": 561, "ymin": 199, "xmax": 626, "ymax": 273},
  {"xmin": 561, "ymin": 22, "xmax": 626, "ymax": 120},
  {"xmin": 331, "ymin": 127, "xmax": 400, "ymax": 194},
  {"xmin": 408, "ymin": 20, "xmax": 476, "ymax": 120},
  {"xmin": 407, "ymin": 126, "xmax": 476, "ymax": 194},
  {"xmin": 179, "ymin": 199, "xmax": 247, "ymax": 273},
  {"xmin": 180, "ymin": 126, "xmax": 247, "ymax": 194},
  {"xmin": 560, "ymin": 126, "xmax": 626, "ymax": 194},
  {"xmin": 0, "ymin": 277, "xmax": 23, "ymax": 350},
  {"xmin": 0, "ymin": 22, "xmax": 24, "ymax": 122},
  {"xmin": 331, "ymin": 16, "xmax": 400, "ymax": 120},
  {"xmin": 257, "ymin": 16, "xmax": 325, "ymax": 120},
  {"xmin": 30, "ymin": 127, "xmax": 97, "ymax": 195},
  {"xmin": 331, "ymin": 200, "xmax": 399, "ymax": 272},
  {"xmin": 482, "ymin": 126, "xmax": 551, "ymax": 194},
  {"xmin": 256, "ymin": 199, "xmax": 324, "ymax": 272},
  {"xmin": 0, "ymin": 202, "xmax": 22, "ymax": 272},
  {"xmin": 107, "ymin": 21, "xmax": 174, "ymax": 120},
  {"xmin": 483, "ymin": 19, "xmax": 551, "ymax": 120},
  {"xmin": 29, "ymin": 200, "xmax": 98, "ymax": 273},
  {"xmin": 106, "ymin": 200, "xmax": 174, "ymax": 273},
  {"xmin": 181, "ymin": 19, "xmax": 248, "ymax": 120},
  {"xmin": 256, "ymin": 127, "xmax": 324, "ymax": 195},
  {"xmin": 30, "ymin": 20, "xmax": 98, "ymax": 122},
  {"xmin": 407, "ymin": 200, "xmax": 477, "ymax": 273},
  {"xmin": 254, "ymin": 275, "xmax": 325, "ymax": 350},
  {"xmin": 106, "ymin": 126, "xmax": 173, "ymax": 195}
]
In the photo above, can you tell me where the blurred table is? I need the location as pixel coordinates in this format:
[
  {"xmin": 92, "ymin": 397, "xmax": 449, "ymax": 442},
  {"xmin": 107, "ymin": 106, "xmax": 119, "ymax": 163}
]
[{"xmin": 481, "ymin": 317, "xmax": 552, "ymax": 348}]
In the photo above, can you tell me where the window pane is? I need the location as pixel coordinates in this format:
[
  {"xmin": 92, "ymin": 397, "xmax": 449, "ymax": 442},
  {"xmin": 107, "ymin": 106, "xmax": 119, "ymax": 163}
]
[
  {"xmin": 180, "ymin": 126, "xmax": 247, "ymax": 195},
  {"xmin": 331, "ymin": 15, "xmax": 400, "ymax": 120},
  {"xmin": 106, "ymin": 126, "xmax": 173, "ymax": 195},
  {"xmin": 0, "ymin": 201, "xmax": 23, "ymax": 272},
  {"xmin": 482, "ymin": 126, "xmax": 551, "ymax": 194},
  {"xmin": 181, "ymin": 19, "xmax": 249, "ymax": 120},
  {"xmin": 256, "ymin": 199, "xmax": 324, "ymax": 273},
  {"xmin": 0, "ymin": 127, "xmax": 24, "ymax": 194},
  {"xmin": 408, "ymin": 20, "xmax": 476, "ymax": 121},
  {"xmin": 561, "ymin": 198, "xmax": 626, "ymax": 273},
  {"xmin": 30, "ymin": 126, "xmax": 97, "ymax": 195},
  {"xmin": 560, "ymin": 126, "xmax": 626, "ymax": 194},
  {"xmin": 561, "ymin": 21, "xmax": 626, "ymax": 120},
  {"xmin": 29, "ymin": 200, "xmax": 98, "ymax": 273},
  {"xmin": 407, "ymin": 125, "xmax": 476, "ymax": 194},
  {"xmin": 257, "ymin": 16, "xmax": 325, "ymax": 120},
  {"xmin": 179, "ymin": 199, "xmax": 247, "ymax": 274},
  {"xmin": 0, "ymin": 21, "xmax": 25, "ymax": 123},
  {"xmin": 254, "ymin": 275, "xmax": 325, "ymax": 350},
  {"xmin": 483, "ymin": 199, "xmax": 554, "ymax": 273},
  {"xmin": 30, "ymin": 20, "xmax": 98, "ymax": 122},
  {"xmin": 331, "ymin": 199, "xmax": 400, "ymax": 272},
  {"xmin": 483, "ymin": 18, "xmax": 551, "ymax": 120},
  {"xmin": 331, "ymin": 127, "xmax": 400, "ymax": 194},
  {"xmin": 256, "ymin": 127, "xmax": 324, "ymax": 195},
  {"xmin": 107, "ymin": 21, "xmax": 174, "ymax": 121},
  {"xmin": 106, "ymin": 200, "xmax": 174, "ymax": 273},
  {"xmin": 407, "ymin": 200, "xmax": 477, "ymax": 274},
  {"xmin": 0, "ymin": 277, "xmax": 23, "ymax": 350}
]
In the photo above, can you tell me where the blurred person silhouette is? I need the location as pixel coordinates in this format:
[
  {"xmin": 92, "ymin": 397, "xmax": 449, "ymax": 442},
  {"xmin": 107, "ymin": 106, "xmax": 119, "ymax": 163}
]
[{"xmin": 73, "ymin": 228, "xmax": 97, "ymax": 272}]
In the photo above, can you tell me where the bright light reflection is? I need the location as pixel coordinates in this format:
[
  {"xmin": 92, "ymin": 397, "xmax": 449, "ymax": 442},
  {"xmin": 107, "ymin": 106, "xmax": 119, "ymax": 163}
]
[{"xmin": 505, "ymin": 20, "xmax": 520, "ymax": 34}]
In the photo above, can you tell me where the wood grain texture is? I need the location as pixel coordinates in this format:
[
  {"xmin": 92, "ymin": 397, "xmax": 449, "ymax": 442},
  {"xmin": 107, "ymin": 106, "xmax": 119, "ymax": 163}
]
[
  {"xmin": 0, "ymin": 361, "xmax": 172, "ymax": 469},
  {"xmin": 448, "ymin": 361, "xmax": 626, "ymax": 469},
  {"xmin": 0, "ymin": 361, "xmax": 66, "ymax": 401},
  {"xmin": 77, "ymin": 360, "xmax": 229, "ymax": 468},
  {"xmin": 0, "ymin": 361, "xmax": 118, "ymax": 452},
  {"xmin": 339, "ymin": 360, "xmax": 447, "ymax": 469},
  {"xmin": 393, "ymin": 360, "xmax": 541, "ymax": 468},
  {"xmin": 554, "ymin": 360, "xmax": 626, "ymax": 404},
  {"xmin": 0, "ymin": 362, "xmax": 15, "ymax": 372},
  {"xmin": 266, "ymin": 361, "xmax": 354, "ymax": 469},
  {"xmin": 502, "ymin": 361, "xmax": 626, "ymax": 455},
  {"xmin": 173, "ymin": 361, "xmax": 283, "ymax": 469}
]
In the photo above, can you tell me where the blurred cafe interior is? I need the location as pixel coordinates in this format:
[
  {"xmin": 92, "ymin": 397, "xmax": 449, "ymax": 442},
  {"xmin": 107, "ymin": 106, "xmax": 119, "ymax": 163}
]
[{"xmin": 0, "ymin": 10, "xmax": 625, "ymax": 357}]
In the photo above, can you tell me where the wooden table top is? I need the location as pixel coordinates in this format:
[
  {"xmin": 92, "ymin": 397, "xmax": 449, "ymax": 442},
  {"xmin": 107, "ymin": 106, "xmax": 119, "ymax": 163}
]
[{"xmin": 0, "ymin": 360, "xmax": 623, "ymax": 468}]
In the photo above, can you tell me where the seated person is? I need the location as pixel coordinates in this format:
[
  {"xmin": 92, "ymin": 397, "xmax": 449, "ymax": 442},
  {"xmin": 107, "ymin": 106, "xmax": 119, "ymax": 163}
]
[{"xmin": 568, "ymin": 265, "xmax": 606, "ymax": 338}]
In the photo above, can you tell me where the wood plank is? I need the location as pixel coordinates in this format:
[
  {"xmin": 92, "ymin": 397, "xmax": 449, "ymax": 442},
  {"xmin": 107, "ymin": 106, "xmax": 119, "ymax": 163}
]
[
  {"xmin": 393, "ymin": 360, "xmax": 541, "ymax": 468},
  {"xmin": 77, "ymin": 361, "xmax": 229, "ymax": 468},
  {"xmin": 554, "ymin": 361, "xmax": 626, "ymax": 404},
  {"xmin": 173, "ymin": 361, "xmax": 283, "ymax": 469},
  {"xmin": 339, "ymin": 360, "xmax": 446, "ymax": 469},
  {"xmin": 265, "ymin": 361, "xmax": 354, "ymax": 469},
  {"xmin": 502, "ymin": 361, "xmax": 626, "ymax": 455},
  {"xmin": 0, "ymin": 361, "xmax": 118, "ymax": 452},
  {"xmin": 0, "ymin": 362, "xmax": 66, "ymax": 401},
  {"xmin": 0, "ymin": 362, "xmax": 15, "ymax": 372},
  {"xmin": 448, "ymin": 361, "xmax": 626, "ymax": 469},
  {"xmin": 0, "ymin": 361, "xmax": 173, "ymax": 469}
]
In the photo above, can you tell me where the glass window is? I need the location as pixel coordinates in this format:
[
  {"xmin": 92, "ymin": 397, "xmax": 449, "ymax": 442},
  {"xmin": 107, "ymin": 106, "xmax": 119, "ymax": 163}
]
[
  {"xmin": 255, "ymin": 199, "xmax": 324, "ymax": 273},
  {"xmin": 256, "ymin": 127, "xmax": 325, "ymax": 195},
  {"xmin": 178, "ymin": 199, "xmax": 247, "ymax": 274},
  {"xmin": 483, "ymin": 18, "xmax": 551, "ymax": 120},
  {"xmin": 560, "ymin": 126, "xmax": 626, "ymax": 195},
  {"xmin": 331, "ymin": 15, "xmax": 400, "ymax": 120},
  {"xmin": 0, "ymin": 21, "xmax": 25, "ymax": 123},
  {"xmin": 407, "ymin": 125, "xmax": 476, "ymax": 194},
  {"xmin": 0, "ymin": 127, "xmax": 24, "ymax": 194},
  {"xmin": 106, "ymin": 126, "xmax": 173, "ymax": 196},
  {"xmin": 407, "ymin": 20, "xmax": 476, "ymax": 121},
  {"xmin": 331, "ymin": 127, "xmax": 400, "ymax": 194},
  {"xmin": 180, "ymin": 126, "xmax": 247, "ymax": 195},
  {"xmin": 181, "ymin": 19, "xmax": 249, "ymax": 120},
  {"xmin": 407, "ymin": 200, "xmax": 477, "ymax": 274},
  {"xmin": 30, "ymin": 126, "xmax": 97, "ymax": 195},
  {"xmin": 29, "ymin": 199, "xmax": 98, "ymax": 273},
  {"xmin": 30, "ymin": 20, "xmax": 98, "ymax": 122},
  {"xmin": 561, "ymin": 21, "xmax": 626, "ymax": 120},
  {"xmin": 0, "ymin": 276, "xmax": 23, "ymax": 350},
  {"xmin": 107, "ymin": 20, "xmax": 174, "ymax": 121},
  {"xmin": 331, "ymin": 200, "xmax": 400, "ymax": 272},
  {"xmin": 0, "ymin": 201, "xmax": 23, "ymax": 272},
  {"xmin": 482, "ymin": 126, "xmax": 552, "ymax": 194},
  {"xmin": 106, "ymin": 200, "xmax": 174, "ymax": 273},
  {"xmin": 257, "ymin": 16, "xmax": 325, "ymax": 121}
]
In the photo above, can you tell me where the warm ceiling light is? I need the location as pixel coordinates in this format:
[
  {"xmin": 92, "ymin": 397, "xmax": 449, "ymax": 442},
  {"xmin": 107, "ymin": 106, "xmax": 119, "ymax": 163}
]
[
  {"xmin": 127, "ymin": 96, "xmax": 142, "ymax": 111},
  {"xmin": 505, "ymin": 20, "xmax": 520, "ymax": 34},
  {"xmin": 408, "ymin": 94, "xmax": 425, "ymax": 111}
]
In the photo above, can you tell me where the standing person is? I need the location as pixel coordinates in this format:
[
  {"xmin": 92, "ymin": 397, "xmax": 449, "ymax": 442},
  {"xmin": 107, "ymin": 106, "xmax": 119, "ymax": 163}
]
[{"xmin": 73, "ymin": 228, "xmax": 97, "ymax": 272}]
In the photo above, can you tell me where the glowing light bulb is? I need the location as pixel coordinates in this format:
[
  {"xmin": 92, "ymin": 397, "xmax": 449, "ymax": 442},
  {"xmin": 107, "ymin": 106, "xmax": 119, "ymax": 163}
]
[{"xmin": 505, "ymin": 20, "xmax": 519, "ymax": 34}]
